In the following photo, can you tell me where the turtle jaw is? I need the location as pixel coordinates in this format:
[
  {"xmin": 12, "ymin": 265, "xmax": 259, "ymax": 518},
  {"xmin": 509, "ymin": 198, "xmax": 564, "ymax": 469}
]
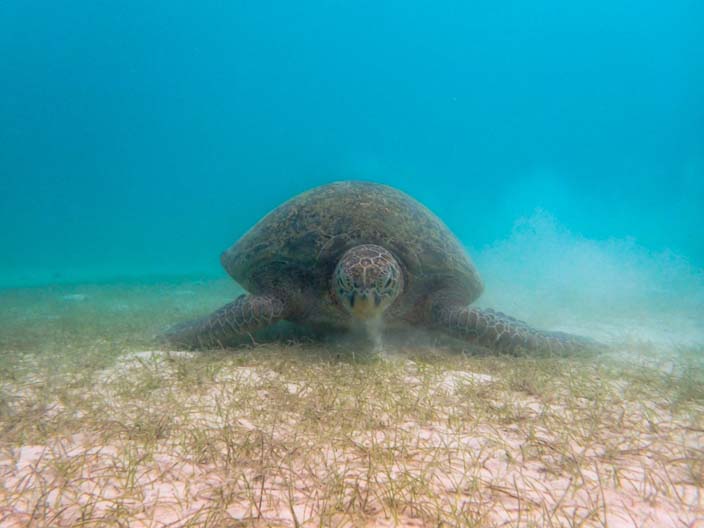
[{"xmin": 348, "ymin": 291, "xmax": 386, "ymax": 320}]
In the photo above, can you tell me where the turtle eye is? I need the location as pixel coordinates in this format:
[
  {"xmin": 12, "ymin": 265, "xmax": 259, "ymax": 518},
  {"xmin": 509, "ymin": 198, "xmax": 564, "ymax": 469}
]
[
  {"xmin": 377, "ymin": 274, "xmax": 393, "ymax": 291},
  {"xmin": 337, "ymin": 273, "xmax": 352, "ymax": 291}
]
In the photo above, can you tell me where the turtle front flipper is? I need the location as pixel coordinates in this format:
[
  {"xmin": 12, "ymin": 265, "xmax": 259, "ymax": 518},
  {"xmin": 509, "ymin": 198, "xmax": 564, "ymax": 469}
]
[
  {"xmin": 161, "ymin": 294, "xmax": 288, "ymax": 349},
  {"xmin": 424, "ymin": 292, "xmax": 599, "ymax": 355}
]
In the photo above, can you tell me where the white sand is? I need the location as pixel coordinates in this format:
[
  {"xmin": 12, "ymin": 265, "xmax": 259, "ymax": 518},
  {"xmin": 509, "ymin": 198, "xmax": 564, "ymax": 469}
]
[{"xmin": 1, "ymin": 351, "xmax": 702, "ymax": 527}]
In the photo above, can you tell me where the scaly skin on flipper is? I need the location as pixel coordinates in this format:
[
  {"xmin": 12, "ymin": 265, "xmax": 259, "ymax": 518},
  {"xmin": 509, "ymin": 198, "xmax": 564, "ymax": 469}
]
[
  {"xmin": 427, "ymin": 291, "xmax": 595, "ymax": 354},
  {"xmin": 163, "ymin": 294, "xmax": 288, "ymax": 349}
]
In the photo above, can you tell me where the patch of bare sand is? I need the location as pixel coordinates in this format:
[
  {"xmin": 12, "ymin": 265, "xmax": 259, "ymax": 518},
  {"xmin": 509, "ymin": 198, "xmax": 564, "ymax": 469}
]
[{"xmin": 1, "ymin": 350, "xmax": 702, "ymax": 527}]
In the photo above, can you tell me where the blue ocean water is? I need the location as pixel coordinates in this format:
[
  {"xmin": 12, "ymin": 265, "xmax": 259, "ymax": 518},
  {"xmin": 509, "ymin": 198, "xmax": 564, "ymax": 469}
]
[
  {"xmin": 2, "ymin": 5, "xmax": 704, "ymax": 523},
  {"xmin": 1, "ymin": 0, "xmax": 703, "ymax": 338}
]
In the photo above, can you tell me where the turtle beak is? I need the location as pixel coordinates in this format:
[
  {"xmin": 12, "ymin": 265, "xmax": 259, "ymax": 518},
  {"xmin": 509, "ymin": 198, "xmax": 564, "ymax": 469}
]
[{"xmin": 349, "ymin": 291, "xmax": 383, "ymax": 319}]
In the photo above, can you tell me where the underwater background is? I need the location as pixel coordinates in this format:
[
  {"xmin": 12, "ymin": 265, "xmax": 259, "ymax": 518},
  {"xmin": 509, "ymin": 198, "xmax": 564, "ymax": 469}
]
[
  {"xmin": 1, "ymin": 0, "xmax": 703, "ymax": 344},
  {"xmin": 3, "ymin": 3, "xmax": 704, "ymax": 525}
]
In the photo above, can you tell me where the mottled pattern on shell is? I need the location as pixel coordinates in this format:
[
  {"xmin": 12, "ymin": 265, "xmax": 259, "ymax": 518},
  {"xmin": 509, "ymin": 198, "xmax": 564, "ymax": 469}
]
[{"xmin": 220, "ymin": 181, "xmax": 483, "ymax": 316}]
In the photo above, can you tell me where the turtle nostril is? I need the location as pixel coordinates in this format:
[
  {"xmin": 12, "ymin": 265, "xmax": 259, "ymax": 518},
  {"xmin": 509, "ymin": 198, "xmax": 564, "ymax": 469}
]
[{"xmin": 349, "ymin": 293, "xmax": 355, "ymax": 307}]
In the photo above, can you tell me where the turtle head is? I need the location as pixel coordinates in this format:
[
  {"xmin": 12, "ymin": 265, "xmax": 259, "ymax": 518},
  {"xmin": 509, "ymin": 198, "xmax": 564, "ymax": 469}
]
[{"xmin": 333, "ymin": 244, "xmax": 404, "ymax": 320}]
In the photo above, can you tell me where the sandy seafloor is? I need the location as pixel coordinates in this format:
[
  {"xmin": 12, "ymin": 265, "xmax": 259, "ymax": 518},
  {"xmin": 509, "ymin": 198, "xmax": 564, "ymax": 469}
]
[{"xmin": 1, "ymin": 222, "xmax": 703, "ymax": 527}]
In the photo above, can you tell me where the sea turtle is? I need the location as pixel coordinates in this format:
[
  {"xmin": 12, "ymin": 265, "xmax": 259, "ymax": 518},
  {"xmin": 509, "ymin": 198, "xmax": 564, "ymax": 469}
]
[{"xmin": 163, "ymin": 181, "xmax": 594, "ymax": 354}]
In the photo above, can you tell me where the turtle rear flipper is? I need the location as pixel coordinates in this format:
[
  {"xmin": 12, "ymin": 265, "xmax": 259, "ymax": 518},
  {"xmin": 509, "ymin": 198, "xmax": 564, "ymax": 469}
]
[
  {"xmin": 161, "ymin": 294, "xmax": 288, "ymax": 350},
  {"xmin": 425, "ymin": 292, "xmax": 600, "ymax": 355}
]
